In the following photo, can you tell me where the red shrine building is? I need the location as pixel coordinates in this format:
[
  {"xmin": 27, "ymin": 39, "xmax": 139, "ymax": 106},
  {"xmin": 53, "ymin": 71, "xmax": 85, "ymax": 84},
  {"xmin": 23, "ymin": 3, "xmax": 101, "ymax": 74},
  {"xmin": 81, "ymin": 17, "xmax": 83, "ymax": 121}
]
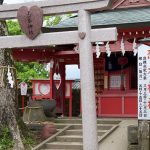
[{"xmin": 12, "ymin": 0, "xmax": 150, "ymax": 117}]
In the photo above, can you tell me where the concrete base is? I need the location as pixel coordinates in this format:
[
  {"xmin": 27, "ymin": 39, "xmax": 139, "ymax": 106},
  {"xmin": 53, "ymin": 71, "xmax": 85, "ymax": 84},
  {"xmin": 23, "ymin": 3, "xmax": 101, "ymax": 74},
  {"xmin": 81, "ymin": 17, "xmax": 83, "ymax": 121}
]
[{"xmin": 99, "ymin": 119, "xmax": 138, "ymax": 150}]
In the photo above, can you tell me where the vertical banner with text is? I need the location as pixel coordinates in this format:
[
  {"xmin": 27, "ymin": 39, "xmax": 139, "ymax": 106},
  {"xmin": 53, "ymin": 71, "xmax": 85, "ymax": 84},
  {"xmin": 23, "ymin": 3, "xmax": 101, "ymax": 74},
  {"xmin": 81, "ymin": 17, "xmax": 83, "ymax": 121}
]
[{"xmin": 138, "ymin": 45, "xmax": 150, "ymax": 120}]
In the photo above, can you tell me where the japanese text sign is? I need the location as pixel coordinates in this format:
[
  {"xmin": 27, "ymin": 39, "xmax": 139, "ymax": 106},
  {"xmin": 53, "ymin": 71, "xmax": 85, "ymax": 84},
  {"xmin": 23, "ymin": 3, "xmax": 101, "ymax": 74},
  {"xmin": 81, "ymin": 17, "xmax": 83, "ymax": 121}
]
[
  {"xmin": 20, "ymin": 82, "xmax": 27, "ymax": 96},
  {"xmin": 138, "ymin": 45, "xmax": 150, "ymax": 120}
]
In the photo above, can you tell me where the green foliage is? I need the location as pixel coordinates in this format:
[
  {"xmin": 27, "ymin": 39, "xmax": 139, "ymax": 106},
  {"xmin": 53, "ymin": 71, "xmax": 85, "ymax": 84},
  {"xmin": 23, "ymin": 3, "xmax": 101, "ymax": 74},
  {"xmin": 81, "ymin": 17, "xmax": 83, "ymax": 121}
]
[
  {"xmin": 17, "ymin": 119, "xmax": 37, "ymax": 150},
  {"xmin": 15, "ymin": 62, "xmax": 49, "ymax": 85},
  {"xmin": 44, "ymin": 16, "xmax": 62, "ymax": 26},
  {"xmin": 44, "ymin": 14, "xmax": 73, "ymax": 27},
  {"xmin": 0, "ymin": 126, "xmax": 14, "ymax": 150},
  {"xmin": 23, "ymin": 137, "xmax": 36, "ymax": 150},
  {"xmin": 6, "ymin": 20, "xmax": 23, "ymax": 35}
]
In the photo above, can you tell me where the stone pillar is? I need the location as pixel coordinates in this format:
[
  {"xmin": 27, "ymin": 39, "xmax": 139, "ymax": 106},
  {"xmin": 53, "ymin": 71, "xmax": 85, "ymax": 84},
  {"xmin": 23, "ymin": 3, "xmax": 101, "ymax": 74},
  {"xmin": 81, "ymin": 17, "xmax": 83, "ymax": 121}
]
[
  {"xmin": 138, "ymin": 121, "xmax": 149, "ymax": 150},
  {"xmin": 78, "ymin": 10, "xmax": 98, "ymax": 150}
]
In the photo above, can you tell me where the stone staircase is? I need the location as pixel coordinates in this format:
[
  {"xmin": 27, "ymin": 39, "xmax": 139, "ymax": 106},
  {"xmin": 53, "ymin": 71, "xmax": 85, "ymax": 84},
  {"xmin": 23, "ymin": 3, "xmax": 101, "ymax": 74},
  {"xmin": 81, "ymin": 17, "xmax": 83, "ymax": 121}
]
[{"xmin": 32, "ymin": 118, "xmax": 120, "ymax": 150}]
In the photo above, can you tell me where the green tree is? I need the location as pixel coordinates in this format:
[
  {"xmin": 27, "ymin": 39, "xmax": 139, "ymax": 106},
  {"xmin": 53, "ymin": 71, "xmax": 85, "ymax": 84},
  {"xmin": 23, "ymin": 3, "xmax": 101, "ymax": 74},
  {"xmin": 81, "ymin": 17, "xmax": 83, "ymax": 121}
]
[
  {"xmin": 44, "ymin": 15, "xmax": 62, "ymax": 26},
  {"xmin": 7, "ymin": 20, "xmax": 23, "ymax": 35},
  {"xmin": 15, "ymin": 62, "xmax": 49, "ymax": 85}
]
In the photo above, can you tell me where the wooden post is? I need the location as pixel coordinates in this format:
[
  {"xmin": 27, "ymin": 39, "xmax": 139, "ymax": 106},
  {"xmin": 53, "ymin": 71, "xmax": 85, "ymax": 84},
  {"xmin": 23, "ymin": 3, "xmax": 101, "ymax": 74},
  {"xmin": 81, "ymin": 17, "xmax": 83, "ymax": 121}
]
[
  {"xmin": 22, "ymin": 96, "xmax": 25, "ymax": 113},
  {"xmin": 60, "ymin": 62, "xmax": 65, "ymax": 116},
  {"xmin": 69, "ymin": 82, "xmax": 73, "ymax": 118},
  {"xmin": 50, "ymin": 67, "xmax": 53, "ymax": 99},
  {"xmin": 78, "ymin": 10, "xmax": 98, "ymax": 150}
]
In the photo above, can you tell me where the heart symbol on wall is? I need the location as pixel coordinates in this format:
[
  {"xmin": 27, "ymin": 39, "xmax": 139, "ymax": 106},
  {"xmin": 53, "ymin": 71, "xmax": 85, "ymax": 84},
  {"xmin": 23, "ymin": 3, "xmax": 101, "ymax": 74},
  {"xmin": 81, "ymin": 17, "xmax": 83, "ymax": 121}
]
[
  {"xmin": 53, "ymin": 73, "xmax": 62, "ymax": 90},
  {"xmin": 17, "ymin": 6, "xmax": 43, "ymax": 40}
]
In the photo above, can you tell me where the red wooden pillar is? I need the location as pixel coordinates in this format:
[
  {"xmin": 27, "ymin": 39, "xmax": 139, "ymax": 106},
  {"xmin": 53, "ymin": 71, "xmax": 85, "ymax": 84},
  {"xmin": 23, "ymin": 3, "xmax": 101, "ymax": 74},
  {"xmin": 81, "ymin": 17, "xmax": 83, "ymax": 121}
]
[
  {"xmin": 69, "ymin": 82, "xmax": 73, "ymax": 118},
  {"xmin": 60, "ymin": 62, "xmax": 66, "ymax": 115},
  {"xmin": 22, "ymin": 96, "xmax": 25, "ymax": 112},
  {"xmin": 50, "ymin": 67, "xmax": 53, "ymax": 99}
]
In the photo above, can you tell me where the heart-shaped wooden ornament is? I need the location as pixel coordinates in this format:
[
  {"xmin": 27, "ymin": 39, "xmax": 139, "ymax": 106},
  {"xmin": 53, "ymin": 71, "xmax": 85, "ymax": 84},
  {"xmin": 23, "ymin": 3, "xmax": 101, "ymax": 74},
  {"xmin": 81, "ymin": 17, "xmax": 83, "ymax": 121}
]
[
  {"xmin": 17, "ymin": 6, "xmax": 43, "ymax": 40},
  {"xmin": 79, "ymin": 32, "xmax": 86, "ymax": 40}
]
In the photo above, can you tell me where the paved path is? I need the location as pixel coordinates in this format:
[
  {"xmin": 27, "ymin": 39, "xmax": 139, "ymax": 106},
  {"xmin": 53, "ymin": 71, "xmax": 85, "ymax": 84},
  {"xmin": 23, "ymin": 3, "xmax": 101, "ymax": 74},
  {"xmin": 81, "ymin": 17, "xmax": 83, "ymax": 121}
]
[{"xmin": 99, "ymin": 119, "xmax": 138, "ymax": 150}]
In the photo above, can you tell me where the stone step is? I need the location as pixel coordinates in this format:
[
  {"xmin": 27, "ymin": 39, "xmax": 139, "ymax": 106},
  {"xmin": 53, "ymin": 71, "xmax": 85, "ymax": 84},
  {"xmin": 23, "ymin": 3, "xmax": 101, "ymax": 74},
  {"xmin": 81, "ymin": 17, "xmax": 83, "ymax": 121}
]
[
  {"xmin": 45, "ymin": 142, "xmax": 83, "ymax": 149},
  {"xmin": 55, "ymin": 118, "xmax": 121, "ymax": 125},
  {"xmin": 71, "ymin": 124, "xmax": 113, "ymax": 130},
  {"xmin": 55, "ymin": 124, "xmax": 68, "ymax": 129},
  {"xmin": 65, "ymin": 129, "xmax": 107, "ymax": 136},
  {"xmin": 56, "ymin": 135, "xmax": 83, "ymax": 142},
  {"xmin": 56, "ymin": 124, "xmax": 113, "ymax": 131},
  {"xmin": 55, "ymin": 119, "xmax": 82, "ymax": 124},
  {"xmin": 56, "ymin": 135, "xmax": 103, "ymax": 142},
  {"xmin": 42, "ymin": 149, "xmax": 79, "ymax": 150},
  {"xmin": 97, "ymin": 120, "xmax": 121, "ymax": 125}
]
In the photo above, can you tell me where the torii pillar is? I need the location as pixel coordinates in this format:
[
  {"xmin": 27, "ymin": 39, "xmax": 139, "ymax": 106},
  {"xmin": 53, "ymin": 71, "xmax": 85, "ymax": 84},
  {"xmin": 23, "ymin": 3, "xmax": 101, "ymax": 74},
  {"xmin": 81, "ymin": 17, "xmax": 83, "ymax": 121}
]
[{"xmin": 78, "ymin": 10, "xmax": 98, "ymax": 150}]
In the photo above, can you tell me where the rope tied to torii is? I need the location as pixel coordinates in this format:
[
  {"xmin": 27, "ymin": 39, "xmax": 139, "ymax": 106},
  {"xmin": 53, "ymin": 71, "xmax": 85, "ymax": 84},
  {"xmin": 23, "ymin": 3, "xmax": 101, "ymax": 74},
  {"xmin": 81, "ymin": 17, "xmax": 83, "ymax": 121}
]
[{"xmin": 0, "ymin": 65, "xmax": 16, "ymax": 88}]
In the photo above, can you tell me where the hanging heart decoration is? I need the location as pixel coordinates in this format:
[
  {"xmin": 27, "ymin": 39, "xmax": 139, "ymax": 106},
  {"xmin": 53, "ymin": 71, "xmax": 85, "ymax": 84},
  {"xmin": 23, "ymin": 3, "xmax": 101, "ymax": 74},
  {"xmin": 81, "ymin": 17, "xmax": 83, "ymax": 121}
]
[
  {"xmin": 17, "ymin": 6, "xmax": 43, "ymax": 40},
  {"xmin": 79, "ymin": 32, "xmax": 86, "ymax": 40},
  {"xmin": 53, "ymin": 73, "xmax": 62, "ymax": 90}
]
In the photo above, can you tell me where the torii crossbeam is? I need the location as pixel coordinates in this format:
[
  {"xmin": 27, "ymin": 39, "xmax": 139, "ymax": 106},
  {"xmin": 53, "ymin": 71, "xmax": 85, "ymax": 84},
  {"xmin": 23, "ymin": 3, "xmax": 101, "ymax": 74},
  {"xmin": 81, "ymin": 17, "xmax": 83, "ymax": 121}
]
[
  {"xmin": 0, "ymin": 1, "xmax": 117, "ymax": 150},
  {"xmin": 0, "ymin": 0, "xmax": 110, "ymax": 19}
]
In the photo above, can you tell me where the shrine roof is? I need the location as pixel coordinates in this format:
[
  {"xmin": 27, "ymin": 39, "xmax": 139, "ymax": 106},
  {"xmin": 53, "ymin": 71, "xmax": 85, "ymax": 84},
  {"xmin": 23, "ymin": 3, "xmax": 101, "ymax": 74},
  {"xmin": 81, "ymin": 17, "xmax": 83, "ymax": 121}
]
[{"xmin": 43, "ymin": 7, "xmax": 150, "ymax": 32}]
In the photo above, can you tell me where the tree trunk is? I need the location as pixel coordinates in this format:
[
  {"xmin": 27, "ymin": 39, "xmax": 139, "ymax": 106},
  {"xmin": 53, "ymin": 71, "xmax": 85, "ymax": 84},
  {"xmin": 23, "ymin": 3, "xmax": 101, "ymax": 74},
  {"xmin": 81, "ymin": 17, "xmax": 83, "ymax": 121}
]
[{"xmin": 0, "ymin": 19, "xmax": 25, "ymax": 150}]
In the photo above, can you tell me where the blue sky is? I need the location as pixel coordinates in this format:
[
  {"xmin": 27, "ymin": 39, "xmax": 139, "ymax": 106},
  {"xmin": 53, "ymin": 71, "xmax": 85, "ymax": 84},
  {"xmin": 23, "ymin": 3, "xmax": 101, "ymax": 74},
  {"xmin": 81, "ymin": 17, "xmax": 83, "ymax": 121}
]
[{"xmin": 66, "ymin": 65, "xmax": 80, "ymax": 79}]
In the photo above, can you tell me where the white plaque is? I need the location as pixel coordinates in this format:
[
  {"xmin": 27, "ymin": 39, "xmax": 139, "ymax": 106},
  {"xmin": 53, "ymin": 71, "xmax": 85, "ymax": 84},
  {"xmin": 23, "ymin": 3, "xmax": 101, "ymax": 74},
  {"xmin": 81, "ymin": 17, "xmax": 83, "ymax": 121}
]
[
  {"xmin": 138, "ymin": 45, "xmax": 150, "ymax": 120},
  {"xmin": 20, "ymin": 82, "xmax": 27, "ymax": 96}
]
